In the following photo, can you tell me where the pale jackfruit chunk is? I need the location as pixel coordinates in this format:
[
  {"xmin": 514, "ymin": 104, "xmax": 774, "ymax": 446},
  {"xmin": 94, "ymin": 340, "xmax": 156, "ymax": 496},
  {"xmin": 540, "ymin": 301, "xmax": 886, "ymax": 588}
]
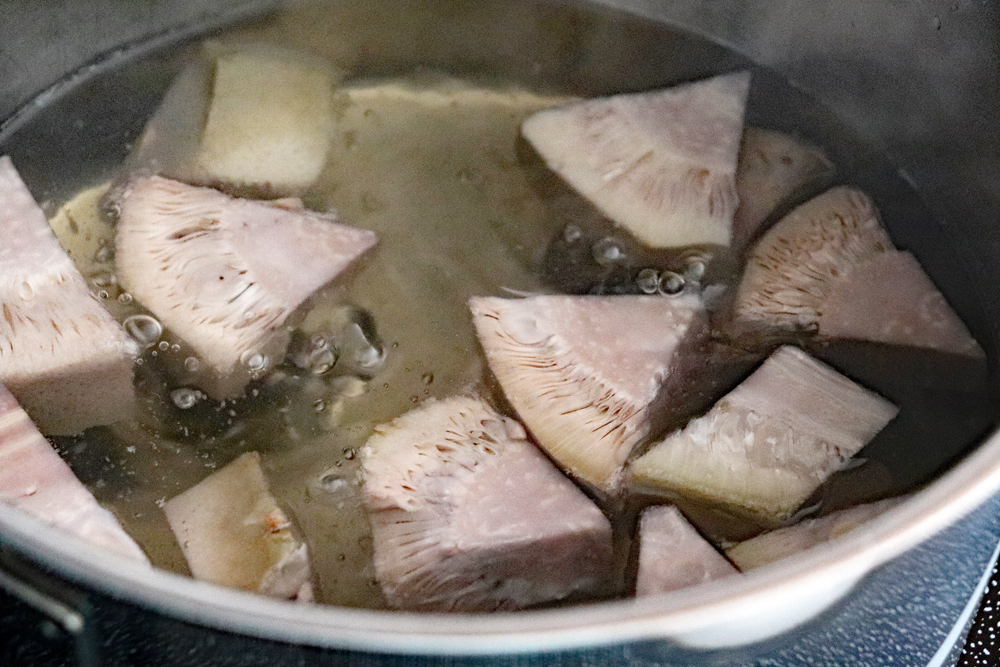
[
  {"xmin": 629, "ymin": 346, "xmax": 898, "ymax": 525},
  {"xmin": 818, "ymin": 250, "xmax": 983, "ymax": 357},
  {"xmin": 361, "ymin": 396, "xmax": 613, "ymax": 612},
  {"xmin": 114, "ymin": 175, "xmax": 377, "ymax": 398},
  {"xmin": 0, "ymin": 383, "xmax": 148, "ymax": 562},
  {"xmin": 0, "ymin": 157, "xmax": 138, "ymax": 435},
  {"xmin": 732, "ymin": 127, "xmax": 835, "ymax": 253},
  {"xmin": 521, "ymin": 71, "xmax": 750, "ymax": 249},
  {"xmin": 635, "ymin": 505, "xmax": 739, "ymax": 596},
  {"xmin": 129, "ymin": 43, "xmax": 337, "ymax": 197},
  {"xmin": 725, "ymin": 497, "xmax": 904, "ymax": 570},
  {"xmin": 470, "ymin": 294, "xmax": 709, "ymax": 496},
  {"xmin": 164, "ymin": 452, "xmax": 312, "ymax": 600},
  {"xmin": 725, "ymin": 186, "xmax": 982, "ymax": 356}
]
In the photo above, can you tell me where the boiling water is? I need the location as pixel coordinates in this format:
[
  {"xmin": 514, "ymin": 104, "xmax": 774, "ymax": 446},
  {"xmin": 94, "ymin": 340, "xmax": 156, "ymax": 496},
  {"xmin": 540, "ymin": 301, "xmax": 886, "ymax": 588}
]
[{"xmin": 0, "ymin": 0, "xmax": 996, "ymax": 609}]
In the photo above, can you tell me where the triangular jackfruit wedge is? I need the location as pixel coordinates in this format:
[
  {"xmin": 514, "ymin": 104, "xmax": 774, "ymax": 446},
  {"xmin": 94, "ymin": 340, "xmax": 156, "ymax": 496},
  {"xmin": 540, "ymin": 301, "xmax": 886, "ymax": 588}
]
[
  {"xmin": 128, "ymin": 42, "xmax": 338, "ymax": 197},
  {"xmin": 522, "ymin": 71, "xmax": 750, "ymax": 249},
  {"xmin": 114, "ymin": 175, "xmax": 377, "ymax": 398},
  {"xmin": 470, "ymin": 294, "xmax": 709, "ymax": 496},
  {"xmin": 361, "ymin": 396, "xmax": 613, "ymax": 612},
  {"xmin": 0, "ymin": 383, "xmax": 148, "ymax": 562},
  {"xmin": 164, "ymin": 452, "xmax": 312, "ymax": 600},
  {"xmin": 0, "ymin": 157, "xmax": 139, "ymax": 435},
  {"xmin": 629, "ymin": 346, "xmax": 898, "ymax": 525},
  {"xmin": 635, "ymin": 505, "xmax": 739, "ymax": 596},
  {"xmin": 724, "ymin": 186, "xmax": 983, "ymax": 357}
]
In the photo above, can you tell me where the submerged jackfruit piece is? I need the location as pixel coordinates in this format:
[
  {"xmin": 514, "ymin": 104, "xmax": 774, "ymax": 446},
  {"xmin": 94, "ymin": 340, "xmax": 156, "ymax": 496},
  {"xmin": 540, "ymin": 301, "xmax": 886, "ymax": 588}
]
[
  {"xmin": 164, "ymin": 452, "xmax": 312, "ymax": 600},
  {"xmin": 114, "ymin": 175, "xmax": 377, "ymax": 399},
  {"xmin": 470, "ymin": 294, "xmax": 709, "ymax": 496},
  {"xmin": 522, "ymin": 71, "xmax": 750, "ymax": 249},
  {"xmin": 725, "ymin": 497, "xmax": 904, "ymax": 570},
  {"xmin": 0, "ymin": 384, "xmax": 148, "ymax": 561},
  {"xmin": 361, "ymin": 396, "xmax": 613, "ymax": 612},
  {"xmin": 0, "ymin": 157, "xmax": 138, "ymax": 435},
  {"xmin": 724, "ymin": 186, "xmax": 983, "ymax": 357},
  {"xmin": 629, "ymin": 346, "xmax": 898, "ymax": 525},
  {"xmin": 128, "ymin": 42, "xmax": 338, "ymax": 197},
  {"xmin": 731, "ymin": 127, "xmax": 835, "ymax": 254},
  {"xmin": 635, "ymin": 505, "xmax": 739, "ymax": 596}
]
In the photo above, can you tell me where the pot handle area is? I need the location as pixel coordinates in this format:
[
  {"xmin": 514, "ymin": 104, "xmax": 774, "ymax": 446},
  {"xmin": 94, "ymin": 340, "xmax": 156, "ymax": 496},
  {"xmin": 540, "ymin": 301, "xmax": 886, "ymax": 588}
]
[{"xmin": 0, "ymin": 547, "xmax": 100, "ymax": 667}]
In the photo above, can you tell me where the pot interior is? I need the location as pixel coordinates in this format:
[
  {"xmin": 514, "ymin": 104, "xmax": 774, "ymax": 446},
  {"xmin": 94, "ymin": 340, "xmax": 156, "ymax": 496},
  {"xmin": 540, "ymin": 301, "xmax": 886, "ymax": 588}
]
[{"xmin": 0, "ymin": 0, "xmax": 997, "ymax": 620}]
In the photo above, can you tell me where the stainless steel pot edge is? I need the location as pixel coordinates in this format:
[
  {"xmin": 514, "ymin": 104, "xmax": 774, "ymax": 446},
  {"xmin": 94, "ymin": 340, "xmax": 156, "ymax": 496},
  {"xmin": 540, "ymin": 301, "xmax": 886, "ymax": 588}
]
[{"xmin": 3, "ymin": 426, "xmax": 1000, "ymax": 656}]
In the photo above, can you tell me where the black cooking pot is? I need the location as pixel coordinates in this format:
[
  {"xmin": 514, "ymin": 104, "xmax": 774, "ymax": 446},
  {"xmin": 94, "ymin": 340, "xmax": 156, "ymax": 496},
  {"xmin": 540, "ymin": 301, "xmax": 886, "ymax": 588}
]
[{"xmin": 1, "ymin": 1, "xmax": 1000, "ymax": 665}]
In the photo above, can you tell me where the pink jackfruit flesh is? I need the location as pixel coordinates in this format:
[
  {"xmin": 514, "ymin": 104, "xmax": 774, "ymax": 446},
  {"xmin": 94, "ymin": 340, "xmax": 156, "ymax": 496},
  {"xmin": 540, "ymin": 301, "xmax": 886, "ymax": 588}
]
[
  {"xmin": 522, "ymin": 72, "xmax": 750, "ymax": 249},
  {"xmin": 164, "ymin": 452, "xmax": 312, "ymax": 600},
  {"xmin": 635, "ymin": 504, "xmax": 739, "ymax": 596},
  {"xmin": 629, "ymin": 346, "xmax": 898, "ymax": 525},
  {"xmin": 725, "ymin": 497, "xmax": 905, "ymax": 570},
  {"xmin": 113, "ymin": 175, "xmax": 377, "ymax": 398},
  {"xmin": 361, "ymin": 396, "xmax": 613, "ymax": 612},
  {"xmin": 731, "ymin": 127, "xmax": 835, "ymax": 254},
  {"xmin": 0, "ymin": 383, "xmax": 148, "ymax": 562},
  {"xmin": 0, "ymin": 156, "xmax": 139, "ymax": 435},
  {"xmin": 724, "ymin": 186, "xmax": 983, "ymax": 357},
  {"xmin": 470, "ymin": 294, "xmax": 710, "ymax": 496}
]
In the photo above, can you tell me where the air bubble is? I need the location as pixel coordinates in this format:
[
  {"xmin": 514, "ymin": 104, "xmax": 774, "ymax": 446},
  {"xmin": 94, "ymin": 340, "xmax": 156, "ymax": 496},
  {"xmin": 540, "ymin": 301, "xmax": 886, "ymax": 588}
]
[
  {"xmin": 313, "ymin": 399, "xmax": 326, "ymax": 412},
  {"xmin": 635, "ymin": 269, "xmax": 659, "ymax": 294},
  {"xmin": 342, "ymin": 447, "xmax": 357, "ymax": 460},
  {"xmin": 183, "ymin": 357, "xmax": 200, "ymax": 372},
  {"xmin": 240, "ymin": 351, "xmax": 268, "ymax": 373},
  {"xmin": 309, "ymin": 349, "xmax": 336, "ymax": 376},
  {"xmin": 592, "ymin": 238, "xmax": 625, "ymax": 265},
  {"xmin": 421, "ymin": 372, "xmax": 434, "ymax": 385},
  {"xmin": 117, "ymin": 292, "xmax": 133, "ymax": 305},
  {"xmin": 158, "ymin": 341, "xmax": 170, "ymax": 351},
  {"xmin": 563, "ymin": 224, "xmax": 583, "ymax": 244},
  {"xmin": 684, "ymin": 258, "xmax": 707, "ymax": 282},
  {"xmin": 16, "ymin": 281, "xmax": 34, "ymax": 301},
  {"xmin": 170, "ymin": 388, "xmax": 199, "ymax": 409},
  {"xmin": 97, "ymin": 290, "xmax": 110, "ymax": 299},
  {"xmin": 123, "ymin": 315, "xmax": 162, "ymax": 346},
  {"xmin": 170, "ymin": 344, "xmax": 181, "ymax": 353},
  {"xmin": 410, "ymin": 395, "xmax": 419, "ymax": 403},
  {"xmin": 657, "ymin": 271, "xmax": 685, "ymax": 296}
]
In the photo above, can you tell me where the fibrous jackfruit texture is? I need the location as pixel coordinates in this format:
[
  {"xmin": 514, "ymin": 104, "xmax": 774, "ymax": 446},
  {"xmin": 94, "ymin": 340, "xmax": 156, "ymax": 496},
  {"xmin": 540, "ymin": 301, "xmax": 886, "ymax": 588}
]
[
  {"xmin": 114, "ymin": 175, "xmax": 377, "ymax": 398},
  {"xmin": 522, "ymin": 71, "xmax": 750, "ymax": 249},
  {"xmin": 629, "ymin": 346, "xmax": 898, "ymax": 525},
  {"xmin": 164, "ymin": 451, "xmax": 312, "ymax": 600},
  {"xmin": 470, "ymin": 294, "xmax": 709, "ymax": 496},
  {"xmin": 361, "ymin": 396, "xmax": 613, "ymax": 612},
  {"xmin": 0, "ymin": 156, "xmax": 139, "ymax": 435},
  {"xmin": 0, "ymin": 383, "xmax": 148, "ymax": 562},
  {"xmin": 128, "ymin": 42, "xmax": 338, "ymax": 197},
  {"xmin": 725, "ymin": 186, "xmax": 983, "ymax": 357},
  {"xmin": 635, "ymin": 505, "xmax": 739, "ymax": 596}
]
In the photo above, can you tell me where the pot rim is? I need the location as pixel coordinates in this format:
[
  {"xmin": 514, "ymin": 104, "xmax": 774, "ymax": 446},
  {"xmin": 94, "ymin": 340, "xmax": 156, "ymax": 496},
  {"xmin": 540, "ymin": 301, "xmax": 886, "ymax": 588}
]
[{"xmin": 2, "ymin": 423, "xmax": 1000, "ymax": 656}]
